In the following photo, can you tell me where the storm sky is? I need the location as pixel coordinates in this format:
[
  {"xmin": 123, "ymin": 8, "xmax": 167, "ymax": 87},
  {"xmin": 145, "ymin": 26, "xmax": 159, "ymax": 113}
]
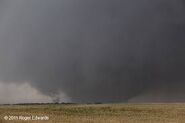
[{"xmin": 0, "ymin": 0, "xmax": 185, "ymax": 103}]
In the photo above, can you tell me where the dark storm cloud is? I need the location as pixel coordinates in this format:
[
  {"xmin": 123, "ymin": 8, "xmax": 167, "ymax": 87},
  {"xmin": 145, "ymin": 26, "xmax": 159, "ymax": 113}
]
[{"xmin": 0, "ymin": 0, "xmax": 185, "ymax": 103}]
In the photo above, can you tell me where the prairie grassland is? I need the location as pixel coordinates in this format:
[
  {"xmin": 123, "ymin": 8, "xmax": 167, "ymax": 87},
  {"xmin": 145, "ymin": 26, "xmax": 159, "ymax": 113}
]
[{"xmin": 0, "ymin": 103, "xmax": 185, "ymax": 123}]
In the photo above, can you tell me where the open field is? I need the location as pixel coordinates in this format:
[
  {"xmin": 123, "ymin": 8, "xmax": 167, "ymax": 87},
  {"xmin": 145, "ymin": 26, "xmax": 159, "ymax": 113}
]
[{"xmin": 0, "ymin": 103, "xmax": 185, "ymax": 123}]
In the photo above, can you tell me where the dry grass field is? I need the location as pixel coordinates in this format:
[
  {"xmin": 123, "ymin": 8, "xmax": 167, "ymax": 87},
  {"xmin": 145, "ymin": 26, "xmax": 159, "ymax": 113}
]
[{"xmin": 0, "ymin": 103, "xmax": 185, "ymax": 123}]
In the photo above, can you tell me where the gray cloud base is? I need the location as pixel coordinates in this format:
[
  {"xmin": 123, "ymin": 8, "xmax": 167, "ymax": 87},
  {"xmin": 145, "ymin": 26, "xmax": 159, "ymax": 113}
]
[{"xmin": 0, "ymin": 0, "xmax": 185, "ymax": 103}]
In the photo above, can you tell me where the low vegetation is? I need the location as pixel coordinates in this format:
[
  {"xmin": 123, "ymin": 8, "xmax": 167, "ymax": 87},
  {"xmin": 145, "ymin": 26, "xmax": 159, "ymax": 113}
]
[{"xmin": 0, "ymin": 103, "xmax": 185, "ymax": 123}]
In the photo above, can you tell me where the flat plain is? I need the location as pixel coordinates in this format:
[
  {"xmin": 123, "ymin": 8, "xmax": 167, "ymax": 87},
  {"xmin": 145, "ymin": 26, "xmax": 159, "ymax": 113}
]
[{"xmin": 0, "ymin": 103, "xmax": 185, "ymax": 123}]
